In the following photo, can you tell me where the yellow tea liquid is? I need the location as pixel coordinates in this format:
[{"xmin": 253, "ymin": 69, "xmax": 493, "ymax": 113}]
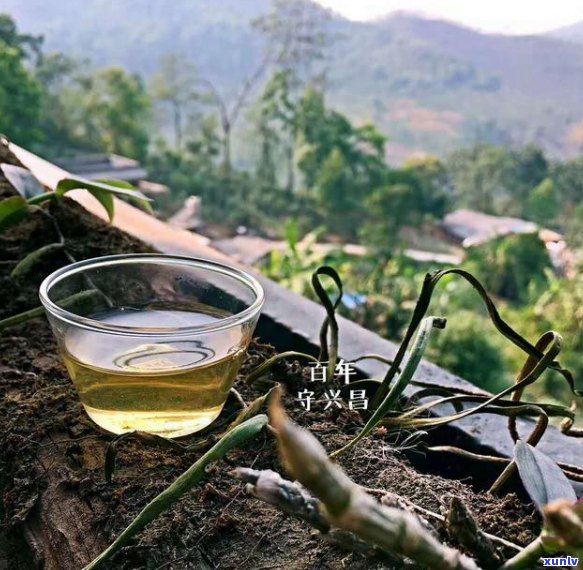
[{"xmin": 61, "ymin": 308, "xmax": 246, "ymax": 437}]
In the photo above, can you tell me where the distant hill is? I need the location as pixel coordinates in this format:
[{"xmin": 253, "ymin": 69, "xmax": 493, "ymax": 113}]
[
  {"xmin": 334, "ymin": 14, "xmax": 583, "ymax": 160},
  {"xmin": 0, "ymin": 0, "xmax": 270, "ymax": 87},
  {"xmin": 2, "ymin": 0, "xmax": 583, "ymax": 161},
  {"xmin": 548, "ymin": 21, "xmax": 583, "ymax": 44}
]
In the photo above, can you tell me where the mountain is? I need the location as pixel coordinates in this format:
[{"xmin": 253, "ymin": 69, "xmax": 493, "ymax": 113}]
[
  {"xmin": 548, "ymin": 21, "xmax": 583, "ymax": 44},
  {"xmin": 2, "ymin": 0, "xmax": 583, "ymax": 161},
  {"xmin": 334, "ymin": 14, "xmax": 583, "ymax": 159},
  {"xmin": 0, "ymin": 0, "xmax": 271, "ymax": 88}
]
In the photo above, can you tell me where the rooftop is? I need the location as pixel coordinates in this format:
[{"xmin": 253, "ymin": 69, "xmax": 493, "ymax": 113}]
[
  {"xmin": 53, "ymin": 153, "xmax": 148, "ymax": 183},
  {"xmin": 442, "ymin": 208, "xmax": 538, "ymax": 247}
]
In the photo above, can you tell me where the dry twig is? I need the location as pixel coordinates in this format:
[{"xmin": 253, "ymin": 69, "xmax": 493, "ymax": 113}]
[{"xmin": 268, "ymin": 389, "xmax": 479, "ymax": 570}]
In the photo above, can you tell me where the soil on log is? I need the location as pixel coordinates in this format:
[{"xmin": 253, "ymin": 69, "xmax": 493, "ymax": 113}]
[{"xmin": 0, "ymin": 141, "xmax": 539, "ymax": 570}]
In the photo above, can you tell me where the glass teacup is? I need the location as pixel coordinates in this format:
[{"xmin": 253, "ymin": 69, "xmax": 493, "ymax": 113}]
[{"xmin": 39, "ymin": 254, "xmax": 264, "ymax": 438}]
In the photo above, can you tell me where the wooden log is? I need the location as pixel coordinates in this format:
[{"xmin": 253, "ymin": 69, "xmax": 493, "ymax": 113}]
[{"xmin": 21, "ymin": 434, "xmax": 109, "ymax": 570}]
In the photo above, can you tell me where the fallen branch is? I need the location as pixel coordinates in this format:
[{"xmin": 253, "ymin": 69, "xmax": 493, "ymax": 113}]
[
  {"xmin": 233, "ymin": 467, "xmax": 385, "ymax": 559},
  {"xmin": 268, "ymin": 389, "xmax": 480, "ymax": 570},
  {"xmin": 446, "ymin": 497, "xmax": 501, "ymax": 569},
  {"xmin": 363, "ymin": 487, "xmax": 522, "ymax": 554},
  {"xmin": 498, "ymin": 537, "xmax": 545, "ymax": 570}
]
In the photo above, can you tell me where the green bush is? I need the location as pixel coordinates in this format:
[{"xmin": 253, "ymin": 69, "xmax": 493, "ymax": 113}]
[
  {"xmin": 464, "ymin": 233, "xmax": 551, "ymax": 303},
  {"xmin": 429, "ymin": 311, "xmax": 509, "ymax": 393}
]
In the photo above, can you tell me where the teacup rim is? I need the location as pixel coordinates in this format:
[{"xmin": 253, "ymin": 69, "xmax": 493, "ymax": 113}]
[{"xmin": 39, "ymin": 253, "xmax": 265, "ymax": 337}]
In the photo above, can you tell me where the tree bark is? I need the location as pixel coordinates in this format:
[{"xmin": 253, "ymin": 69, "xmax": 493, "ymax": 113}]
[{"xmin": 21, "ymin": 433, "xmax": 109, "ymax": 570}]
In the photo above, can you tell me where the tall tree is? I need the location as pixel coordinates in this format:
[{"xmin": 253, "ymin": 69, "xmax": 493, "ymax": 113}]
[
  {"xmin": 296, "ymin": 89, "xmax": 386, "ymax": 191},
  {"xmin": 255, "ymin": 70, "xmax": 296, "ymax": 188},
  {"xmin": 447, "ymin": 144, "xmax": 548, "ymax": 216},
  {"xmin": 293, "ymin": 89, "xmax": 389, "ymax": 236},
  {"xmin": 566, "ymin": 203, "xmax": 583, "ymax": 248},
  {"xmin": 552, "ymin": 157, "xmax": 583, "ymax": 211},
  {"xmin": 447, "ymin": 145, "xmax": 513, "ymax": 214},
  {"xmin": 0, "ymin": 13, "xmax": 42, "ymax": 60},
  {"xmin": 151, "ymin": 55, "xmax": 199, "ymax": 150},
  {"xmin": 403, "ymin": 155, "xmax": 451, "ymax": 219},
  {"xmin": 526, "ymin": 178, "xmax": 559, "ymax": 226},
  {"xmin": 255, "ymin": 0, "xmax": 332, "ymax": 95},
  {"xmin": 511, "ymin": 145, "xmax": 548, "ymax": 206},
  {"xmin": 80, "ymin": 67, "xmax": 151, "ymax": 161},
  {"xmin": 465, "ymin": 233, "xmax": 551, "ymax": 302},
  {"xmin": 359, "ymin": 183, "xmax": 421, "ymax": 251},
  {"xmin": 254, "ymin": 0, "xmax": 332, "ymax": 189},
  {"xmin": 0, "ymin": 15, "xmax": 42, "ymax": 145},
  {"xmin": 34, "ymin": 52, "xmax": 83, "ymax": 156},
  {"xmin": 199, "ymin": 0, "xmax": 332, "ymax": 175}
]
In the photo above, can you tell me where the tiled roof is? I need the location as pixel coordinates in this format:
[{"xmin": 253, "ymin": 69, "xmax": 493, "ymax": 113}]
[{"xmin": 442, "ymin": 208, "xmax": 538, "ymax": 247}]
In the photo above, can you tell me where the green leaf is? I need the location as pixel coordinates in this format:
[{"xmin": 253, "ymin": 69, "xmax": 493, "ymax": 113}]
[
  {"xmin": 0, "ymin": 196, "xmax": 28, "ymax": 232},
  {"xmin": 84, "ymin": 414, "xmax": 267, "ymax": 570},
  {"xmin": 515, "ymin": 440, "xmax": 576, "ymax": 511},
  {"xmin": 331, "ymin": 316, "xmax": 445, "ymax": 458},
  {"xmin": 284, "ymin": 218, "xmax": 299, "ymax": 254},
  {"xmin": 89, "ymin": 188, "xmax": 115, "ymax": 222},
  {"xmin": 1, "ymin": 164, "xmax": 45, "ymax": 198},
  {"xmin": 55, "ymin": 176, "xmax": 153, "ymax": 219},
  {"xmin": 228, "ymin": 385, "xmax": 278, "ymax": 429},
  {"xmin": 0, "ymin": 289, "xmax": 101, "ymax": 331},
  {"xmin": 245, "ymin": 351, "xmax": 319, "ymax": 385},
  {"xmin": 91, "ymin": 178, "xmax": 139, "ymax": 193},
  {"xmin": 10, "ymin": 242, "xmax": 63, "ymax": 280},
  {"xmin": 0, "ymin": 304, "xmax": 45, "ymax": 330},
  {"xmin": 56, "ymin": 176, "xmax": 151, "ymax": 202},
  {"xmin": 94, "ymin": 178, "xmax": 154, "ymax": 215}
]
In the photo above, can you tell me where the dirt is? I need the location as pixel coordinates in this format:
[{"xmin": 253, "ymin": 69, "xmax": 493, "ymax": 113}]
[{"xmin": 0, "ymin": 141, "xmax": 540, "ymax": 570}]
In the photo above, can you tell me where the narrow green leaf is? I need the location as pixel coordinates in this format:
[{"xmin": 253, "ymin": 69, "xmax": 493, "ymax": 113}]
[
  {"xmin": 27, "ymin": 191, "xmax": 57, "ymax": 205},
  {"xmin": 56, "ymin": 176, "xmax": 153, "ymax": 220},
  {"xmin": 94, "ymin": 178, "xmax": 154, "ymax": 214},
  {"xmin": 229, "ymin": 385, "xmax": 278, "ymax": 429},
  {"xmin": 88, "ymin": 188, "xmax": 115, "ymax": 222},
  {"xmin": 245, "ymin": 351, "xmax": 319, "ymax": 385},
  {"xmin": 83, "ymin": 414, "xmax": 268, "ymax": 570},
  {"xmin": 332, "ymin": 316, "xmax": 445, "ymax": 458},
  {"xmin": 312, "ymin": 266, "xmax": 343, "ymax": 377},
  {"xmin": 93, "ymin": 178, "xmax": 138, "ymax": 191},
  {"xmin": 104, "ymin": 391, "xmax": 274, "ymax": 484},
  {"xmin": 514, "ymin": 441, "xmax": 576, "ymax": 511},
  {"xmin": 284, "ymin": 218, "xmax": 299, "ymax": 254},
  {"xmin": 0, "ymin": 196, "xmax": 28, "ymax": 232},
  {"xmin": 371, "ymin": 269, "xmax": 579, "ymax": 410},
  {"xmin": 0, "ymin": 304, "xmax": 45, "ymax": 330},
  {"xmin": 1, "ymin": 164, "xmax": 45, "ymax": 198},
  {"xmin": 0, "ymin": 289, "xmax": 102, "ymax": 331},
  {"xmin": 56, "ymin": 176, "xmax": 153, "ymax": 217},
  {"xmin": 56, "ymin": 176, "xmax": 151, "ymax": 202},
  {"xmin": 11, "ymin": 242, "xmax": 63, "ymax": 280}
]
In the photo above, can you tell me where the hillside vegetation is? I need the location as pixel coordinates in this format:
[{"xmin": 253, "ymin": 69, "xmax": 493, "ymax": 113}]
[{"xmin": 2, "ymin": 0, "xmax": 583, "ymax": 159}]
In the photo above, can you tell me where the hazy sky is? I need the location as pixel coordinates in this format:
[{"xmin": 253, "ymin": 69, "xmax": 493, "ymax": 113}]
[{"xmin": 313, "ymin": 0, "xmax": 583, "ymax": 34}]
